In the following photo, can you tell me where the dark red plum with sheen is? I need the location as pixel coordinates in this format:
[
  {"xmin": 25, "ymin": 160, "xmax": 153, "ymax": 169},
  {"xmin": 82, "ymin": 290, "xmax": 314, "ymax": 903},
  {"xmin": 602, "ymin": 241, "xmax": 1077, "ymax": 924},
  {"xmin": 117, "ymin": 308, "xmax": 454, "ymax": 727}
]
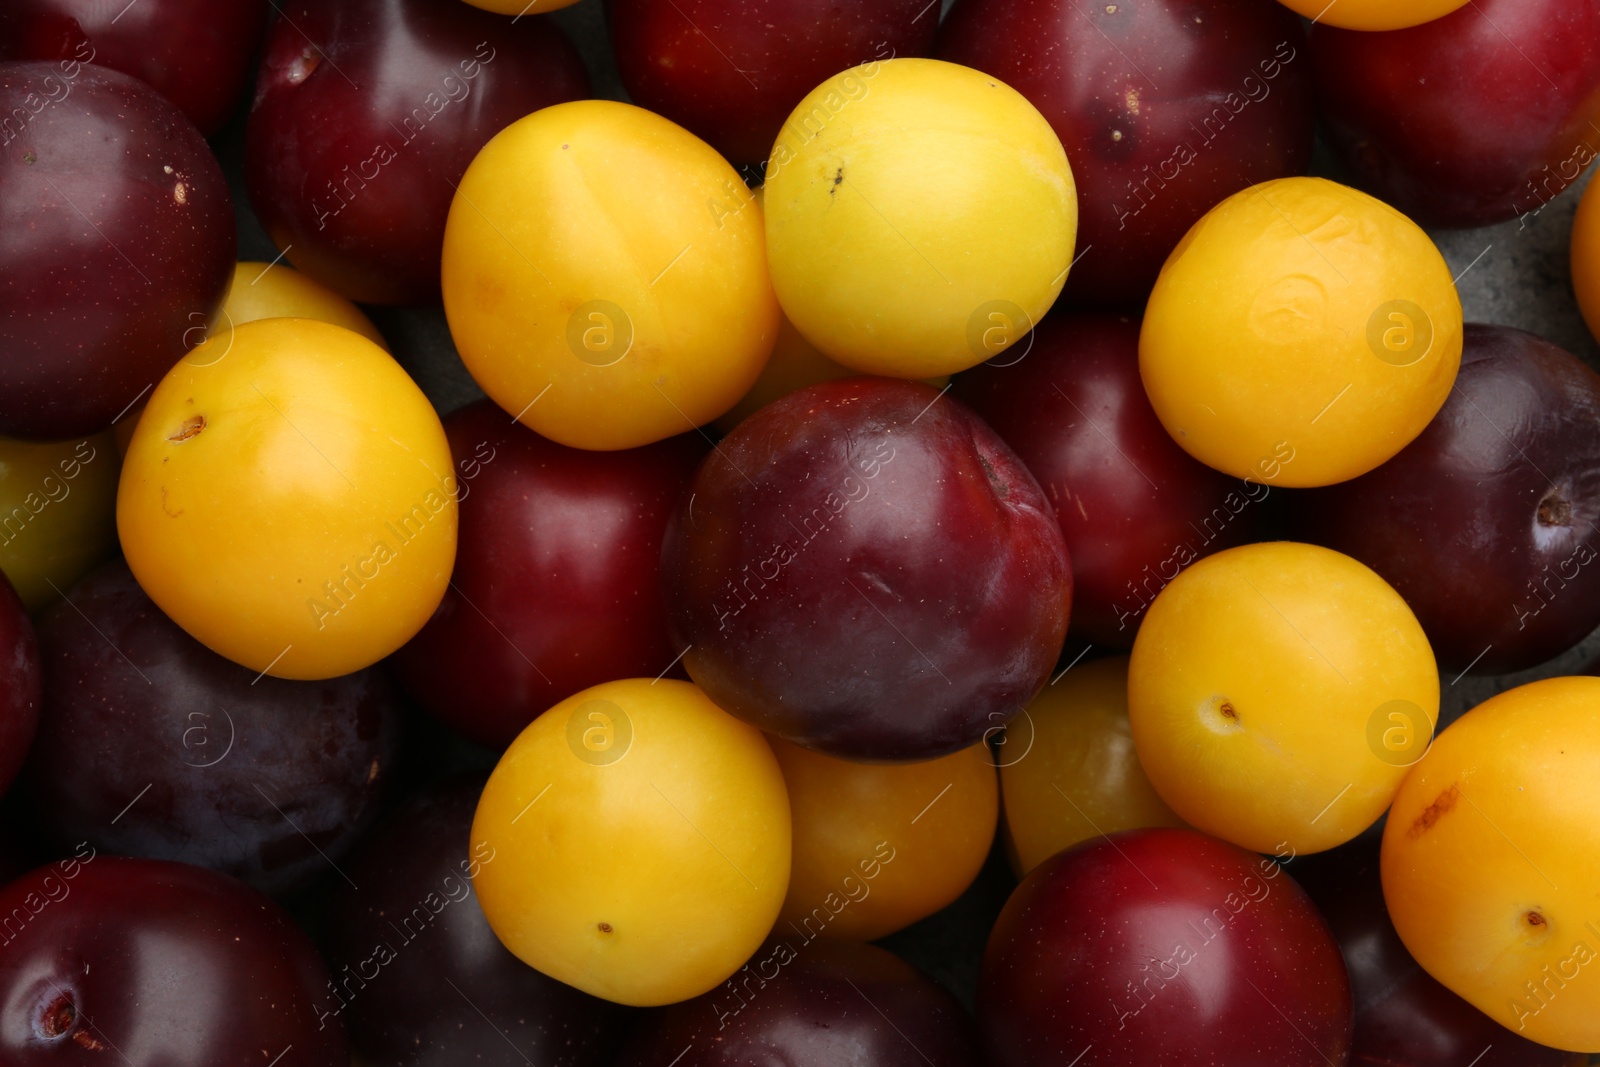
[
  {"xmin": 1293, "ymin": 841, "xmax": 1584, "ymax": 1067},
  {"xmin": 0, "ymin": 0, "xmax": 269, "ymax": 135},
  {"xmin": 661, "ymin": 377, "xmax": 1071, "ymax": 762},
  {"xmin": 955, "ymin": 314, "xmax": 1262, "ymax": 647},
  {"xmin": 0, "ymin": 855, "xmax": 346, "ymax": 1065},
  {"xmin": 245, "ymin": 0, "xmax": 590, "ymax": 304},
  {"xmin": 390, "ymin": 400, "xmax": 704, "ymax": 750},
  {"xmin": 25, "ymin": 560, "xmax": 402, "ymax": 895},
  {"xmin": 609, "ymin": 0, "xmax": 937, "ymax": 166},
  {"xmin": 1286, "ymin": 324, "xmax": 1600, "ymax": 676},
  {"xmin": 1310, "ymin": 0, "xmax": 1600, "ymax": 228},
  {"xmin": 979, "ymin": 828, "xmax": 1352, "ymax": 1067},
  {"xmin": 324, "ymin": 777, "xmax": 627, "ymax": 1067},
  {"xmin": 618, "ymin": 939, "xmax": 980, "ymax": 1067},
  {"xmin": 0, "ymin": 574, "xmax": 39, "ymax": 800},
  {"xmin": 0, "ymin": 61, "xmax": 234, "ymax": 439},
  {"xmin": 937, "ymin": 0, "xmax": 1313, "ymax": 306}
]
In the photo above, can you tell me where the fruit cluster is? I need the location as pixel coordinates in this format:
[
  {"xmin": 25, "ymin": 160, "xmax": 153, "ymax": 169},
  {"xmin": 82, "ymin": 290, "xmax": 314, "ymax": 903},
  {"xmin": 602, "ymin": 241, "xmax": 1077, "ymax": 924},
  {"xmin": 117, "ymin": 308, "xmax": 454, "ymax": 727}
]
[{"xmin": 1, "ymin": 0, "xmax": 1599, "ymax": 1064}]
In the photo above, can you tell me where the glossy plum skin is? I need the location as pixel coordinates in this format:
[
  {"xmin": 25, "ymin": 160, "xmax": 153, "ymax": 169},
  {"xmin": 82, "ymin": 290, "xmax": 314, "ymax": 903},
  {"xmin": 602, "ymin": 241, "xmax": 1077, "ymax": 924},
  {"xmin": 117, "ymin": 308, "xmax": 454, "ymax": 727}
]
[
  {"xmin": 390, "ymin": 400, "xmax": 705, "ymax": 749},
  {"xmin": 0, "ymin": 0, "xmax": 269, "ymax": 135},
  {"xmin": 979, "ymin": 828, "xmax": 1352, "ymax": 1067},
  {"xmin": 324, "ymin": 777, "xmax": 626, "ymax": 1066},
  {"xmin": 0, "ymin": 61, "xmax": 234, "ymax": 439},
  {"xmin": 954, "ymin": 314, "xmax": 1261, "ymax": 647},
  {"xmin": 1286, "ymin": 324, "xmax": 1600, "ymax": 676},
  {"xmin": 0, "ymin": 574, "xmax": 40, "ymax": 800},
  {"xmin": 1310, "ymin": 0, "xmax": 1600, "ymax": 228},
  {"xmin": 608, "ymin": 0, "xmax": 936, "ymax": 165},
  {"xmin": 618, "ymin": 939, "xmax": 980, "ymax": 1067},
  {"xmin": 937, "ymin": 0, "xmax": 1313, "ymax": 307},
  {"xmin": 1293, "ymin": 842, "xmax": 1584, "ymax": 1067},
  {"xmin": 661, "ymin": 377, "xmax": 1072, "ymax": 761},
  {"xmin": 0, "ymin": 855, "xmax": 346, "ymax": 1065},
  {"xmin": 245, "ymin": 0, "xmax": 590, "ymax": 304},
  {"xmin": 24, "ymin": 560, "xmax": 402, "ymax": 895}
]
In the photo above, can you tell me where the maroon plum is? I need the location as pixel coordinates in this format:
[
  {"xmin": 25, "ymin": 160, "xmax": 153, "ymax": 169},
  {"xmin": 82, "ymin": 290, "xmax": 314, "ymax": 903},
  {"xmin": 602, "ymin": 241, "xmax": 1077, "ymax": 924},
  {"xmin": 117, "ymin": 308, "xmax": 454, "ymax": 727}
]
[
  {"xmin": 608, "ymin": 0, "xmax": 937, "ymax": 166},
  {"xmin": 0, "ymin": 855, "xmax": 346, "ymax": 1064},
  {"xmin": 661, "ymin": 377, "xmax": 1071, "ymax": 762},
  {"xmin": 0, "ymin": 0, "xmax": 269, "ymax": 135},
  {"xmin": 979, "ymin": 828, "xmax": 1352, "ymax": 1067},
  {"xmin": 1285, "ymin": 324, "xmax": 1600, "ymax": 676},
  {"xmin": 0, "ymin": 573, "xmax": 39, "ymax": 800},
  {"xmin": 324, "ymin": 776, "xmax": 627, "ymax": 1066},
  {"xmin": 245, "ymin": 0, "xmax": 590, "ymax": 304},
  {"xmin": 1293, "ymin": 841, "xmax": 1584, "ymax": 1067},
  {"xmin": 618, "ymin": 939, "xmax": 980, "ymax": 1067},
  {"xmin": 937, "ymin": 0, "xmax": 1313, "ymax": 307},
  {"xmin": 1310, "ymin": 0, "xmax": 1600, "ymax": 228},
  {"xmin": 954, "ymin": 314, "xmax": 1262, "ymax": 647},
  {"xmin": 25, "ymin": 560, "xmax": 402, "ymax": 894},
  {"xmin": 0, "ymin": 61, "xmax": 234, "ymax": 439},
  {"xmin": 389, "ymin": 400, "xmax": 705, "ymax": 749}
]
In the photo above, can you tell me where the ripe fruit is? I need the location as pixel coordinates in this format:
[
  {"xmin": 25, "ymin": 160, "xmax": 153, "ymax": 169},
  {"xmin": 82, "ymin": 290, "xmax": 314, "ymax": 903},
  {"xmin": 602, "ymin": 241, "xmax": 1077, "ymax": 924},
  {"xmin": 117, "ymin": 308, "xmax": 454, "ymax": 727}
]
[
  {"xmin": 1382, "ymin": 676, "xmax": 1600, "ymax": 1053},
  {"xmin": 938, "ymin": 0, "xmax": 1314, "ymax": 306},
  {"xmin": 471, "ymin": 678, "xmax": 790, "ymax": 1006},
  {"xmin": 0, "ymin": 430, "xmax": 117, "ymax": 612},
  {"xmin": 773, "ymin": 737, "xmax": 997, "ymax": 941},
  {"xmin": 390, "ymin": 400, "xmax": 704, "ymax": 749},
  {"xmin": 1140, "ymin": 176, "xmax": 1462, "ymax": 487},
  {"xmin": 764, "ymin": 58, "xmax": 1076, "ymax": 378},
  {"xmin": 1275, "ymin": 0, "xmax": 1469, "ymax": 31},
  {"xmin": 0, "ymin": 856, "xmax": 347, "ymax": 1064},
  {"xmin": 1129, "ymin": 541, "xmax": 1439, "ymax": 854},
  {"xmin": 245, "ymin": 0, "xmax": 590, "ymax": 304},
  {"xmin": 442, "ymin": 100, "xmax": 778, "ymax": 450},
  {"xmin": 0, "ymin": 60, "xmax": 234, "ymax": 439},
  {"xmin": 216, "ymin": 261, "xmax": 387, "ymax": 349},
  {"xmin": 1573, "ymin": 167, "xmax": 1600, "ymax": 345},
  {"xmin": 1286, "ymin": 324, "xmax": 1600, "ymax": 676},
  {"xmin": 1311, "ymin": 0, "xmax": 1600, "ymax": 228},
  {"xmin": 1001, "ymin": 655, "xmax": 1184, "ymax": 876},
  {"xmin": 980, "ymin": 827, "xmax": 1353, "ymax": 1066},
  {"xmin": 26, "ymin": 560, "xmax": 402, "ymax": 894},
  {"xmin": 117, "ymin": 318, "xmax": 456, "ymax": 680},
  {"xmin": 619, "ymin": 939, "xmax": 982, "ymax": 1066},
  {"xmin": 661, "ymin": 377, "xmax": 1072, "ymax": 761}
]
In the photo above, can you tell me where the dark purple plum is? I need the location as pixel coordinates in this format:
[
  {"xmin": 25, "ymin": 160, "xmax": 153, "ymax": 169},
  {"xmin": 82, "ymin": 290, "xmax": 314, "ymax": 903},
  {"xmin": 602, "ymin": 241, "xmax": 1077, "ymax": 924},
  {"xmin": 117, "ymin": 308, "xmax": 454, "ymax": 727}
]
[
  {"xmin": 0, "ymin": 0, "xmax": 269, "ymax": 135},
  {"xmin": 25, "ymin": 559, "xmax": 402, "ymax": 894},
  {"xmin": 0, "ymin": 855, "xmax": 346, "ymax": 1064},
  {"xmin": 1310, "ymin": 0, "xmax": 1600, "ymax": 229},
  {"xmin": 954, "ymin": 314, "xmax": 1262, "ymax": 647},
  {"xmin": 390, "ymin": 401, "xmax": 704, "ymax": 750},
  {"xmin": 661, "ymin": 377, "xmax": 1072, "ymax": 762},
  {"xmin": 980, "ymin": 828, "xmax": 1352, "ymax": 1067},
  {"xmin": 618, "ymin": 939, "xmax": 980, "ymax": 1067},
  {"xmin": 323, "ymin": 776, "xmax": 627, "ymax": 1066},
  {"xmin": 245, "ymin": 0, "xmax": 590, "ymax": 304},
  {"xmin": 0, "ymin": 61, "xmax": 234, "ymax": 438},
  {"xmin": 0, "ymin": 572, "xmax": 40, "ymax": 799},
  {"xmin": 937, "ymin": 0, "xmax": 1314, "ymax": 307},
  {"xmin": 1286, "ymin": 324, "xmax": 1600, "ymax": 675}
]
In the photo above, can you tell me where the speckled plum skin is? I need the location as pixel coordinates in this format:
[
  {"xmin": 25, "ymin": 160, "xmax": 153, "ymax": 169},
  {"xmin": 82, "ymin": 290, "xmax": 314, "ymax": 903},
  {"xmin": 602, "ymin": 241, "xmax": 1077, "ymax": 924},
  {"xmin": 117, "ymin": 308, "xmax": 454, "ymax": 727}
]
[{"xmin": 661, "ymin": 377, "xmax": 1072, "ymax": 762}]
